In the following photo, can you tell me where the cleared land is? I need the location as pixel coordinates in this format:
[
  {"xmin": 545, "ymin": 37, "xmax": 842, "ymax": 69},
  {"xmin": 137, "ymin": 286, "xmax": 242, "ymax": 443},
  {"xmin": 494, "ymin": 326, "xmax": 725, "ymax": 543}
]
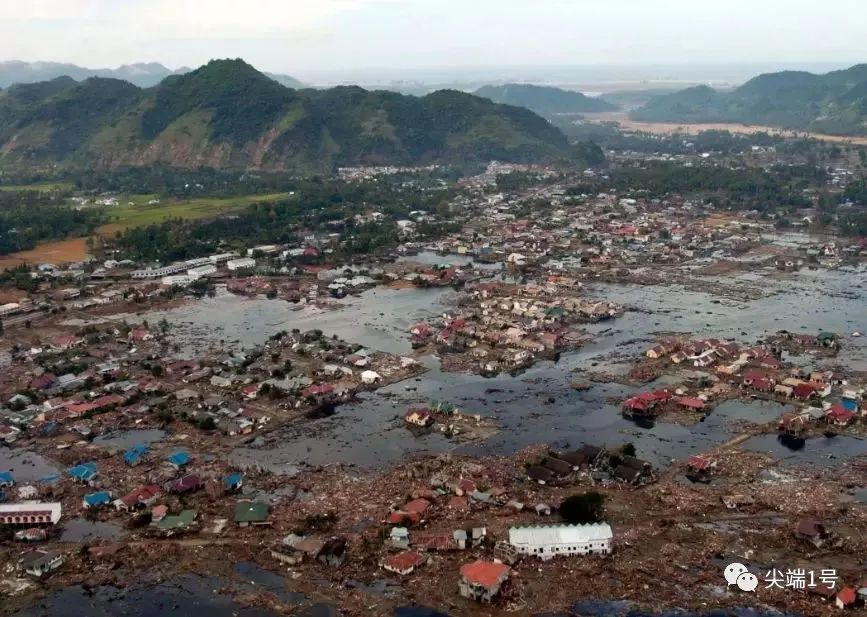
[
  {"xmin": 97, "ymin": 192, "xmax": 288, "ymax": 234},
  {"xmin": 583, "ymin": 112, "xmax": 867, "ymax": 145},
  {"xmin": 0, "ymin": 192, "xmax": 288, "ymax": 268}
]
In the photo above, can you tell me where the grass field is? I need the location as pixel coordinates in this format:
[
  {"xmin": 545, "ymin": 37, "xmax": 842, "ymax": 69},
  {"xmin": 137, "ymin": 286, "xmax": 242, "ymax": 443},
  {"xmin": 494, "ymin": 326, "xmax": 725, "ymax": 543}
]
[
  {"xmin": 97, "ymin": 192, "xmax": 289, "ymax": 234},
  {"xmin": 0, "ymin": 191, "xmax": 289, "ymax": 268},
  {"xmin": 0, "ymin": 182, "xmax": 75, "ymax": 192}
]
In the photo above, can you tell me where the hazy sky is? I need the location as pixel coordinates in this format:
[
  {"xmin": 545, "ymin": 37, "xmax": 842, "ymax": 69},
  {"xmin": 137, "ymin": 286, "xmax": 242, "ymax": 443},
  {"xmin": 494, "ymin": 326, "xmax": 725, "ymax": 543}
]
[{"xmin": 0, "ymin": 0, "xmax": 864, "ymax": 80}]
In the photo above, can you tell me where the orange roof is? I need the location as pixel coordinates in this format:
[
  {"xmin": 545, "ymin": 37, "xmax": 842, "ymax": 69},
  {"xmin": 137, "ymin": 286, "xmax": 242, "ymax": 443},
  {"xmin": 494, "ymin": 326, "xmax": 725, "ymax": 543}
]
[{"xmin": 460, "ymin": 560, "xmax": 509, "ymax": 588}]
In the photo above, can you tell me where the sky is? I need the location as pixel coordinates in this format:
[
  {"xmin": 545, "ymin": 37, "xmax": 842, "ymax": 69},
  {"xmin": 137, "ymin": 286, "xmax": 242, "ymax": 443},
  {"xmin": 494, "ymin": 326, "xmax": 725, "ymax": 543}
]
[{"xmin": 0, "ymin": 0, "xmax": 865, "ymax": 83}]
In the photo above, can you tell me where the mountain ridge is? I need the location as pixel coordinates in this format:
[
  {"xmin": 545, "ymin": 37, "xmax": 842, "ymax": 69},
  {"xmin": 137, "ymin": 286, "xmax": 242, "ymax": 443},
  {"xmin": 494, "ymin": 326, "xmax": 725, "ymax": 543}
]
[
  {"xmin": 0, "ymin": 59, "xmax": 597, "ymax": 172},
  {"xmin": 474, "ymin": 83, "xmax": 617, "ymax": 117},
  {"xmin": 0, "ymin": 59, "xmax": 305, "ymax": 90},
  {"xmin": 632, "ymin": 63, "xmax": 867, "ymax": 135}
]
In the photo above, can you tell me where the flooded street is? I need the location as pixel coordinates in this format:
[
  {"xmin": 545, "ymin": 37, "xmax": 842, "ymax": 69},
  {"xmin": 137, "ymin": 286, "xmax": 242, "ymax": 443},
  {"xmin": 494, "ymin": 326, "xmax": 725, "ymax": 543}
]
[{"xmin": 139, "ymin": 258, "xmax": 865, "ymax": 473}]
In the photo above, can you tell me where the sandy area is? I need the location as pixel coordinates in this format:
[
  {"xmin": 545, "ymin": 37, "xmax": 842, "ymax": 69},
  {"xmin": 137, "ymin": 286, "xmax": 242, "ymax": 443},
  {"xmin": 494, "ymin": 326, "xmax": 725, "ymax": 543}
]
[
  {"xmin": 0, "ymin": 236, "xmax": 92, "ymax": 269},
  {"xmin": 584, "ymin": 112, "xmax": 867, "ymax": 145}
]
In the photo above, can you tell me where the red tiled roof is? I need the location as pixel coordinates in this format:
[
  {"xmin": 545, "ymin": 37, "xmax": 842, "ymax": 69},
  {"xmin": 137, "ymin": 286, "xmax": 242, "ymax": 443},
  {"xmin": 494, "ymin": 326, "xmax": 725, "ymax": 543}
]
[
  {"xmin": 382, "ymin": 550, "xmax": 424, "ymax": 571},
  {"xmin": 403, "ymin": 498, "xmax": 431, "ymax": 514},
  {"xmin": 676, "ymin": 396, "xmax": 705, "ymax": 410},
  {"xmin": 460, "ymin": 560, "xmax": 510, "ymax": 588}
]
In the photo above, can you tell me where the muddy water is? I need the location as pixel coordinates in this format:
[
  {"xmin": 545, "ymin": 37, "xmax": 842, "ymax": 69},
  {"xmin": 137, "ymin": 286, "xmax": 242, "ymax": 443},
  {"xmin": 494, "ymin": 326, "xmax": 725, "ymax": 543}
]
[
  {"xmin": 59, "ymin": 518, "xmax": 126, "ymax": 542},
  {"xmin": 92, "ymin": 429, "xmax": 167, "ymax": 449},
  {"xmin": 0, "ymin": 448, "xmax": 61, "ymax": 483},
  {"xmin": 9, "ymin": 575, "xmax": 282, "ymax": 617},
  {"xmin": 141, "ymin": 259, "xmax": 864, "ymax": 472}
]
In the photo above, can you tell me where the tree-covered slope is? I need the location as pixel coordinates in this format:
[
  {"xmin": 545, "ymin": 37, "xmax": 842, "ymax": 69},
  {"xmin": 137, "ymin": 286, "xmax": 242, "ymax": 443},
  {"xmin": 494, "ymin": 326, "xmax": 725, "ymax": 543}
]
[
  {"xmin": 0, "ymin": 59, "xmax": 593, "ymax": 171},
  {"xmin": 474, "ymin": 83, "xmax": 617, "ymax": 116},
  {"xmin": 632, "ymin": 64, "xmax": 867, "ymax": 135}
]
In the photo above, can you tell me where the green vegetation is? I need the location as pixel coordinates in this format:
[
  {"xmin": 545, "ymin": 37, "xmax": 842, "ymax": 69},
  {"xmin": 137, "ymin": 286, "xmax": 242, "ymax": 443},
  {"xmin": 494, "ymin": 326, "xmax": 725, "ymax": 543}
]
[
  {"xmin": 113, "ymin": 176, "xmax": 460, "ymax": 261},
  {"xmin": 0, "ymin": 59, "xmax": 599, "ymax": 172},
  {"xmin": 474, "ymin": 83, "xmax": 617, "ymax": 117},
  {"xmin": 560, "ymin": 491, "xmax": 606, "ymax": 525},
  {"xmin": 103, "ymin": 192, "xmax": 288, "ymax": 231},
  {"xmin": 633, "ymin": 64, "xmax": 867, "ymax": 135},
  {"xmin": 606, "ymin": 161, "xmax": 823, "ymax": 212},
  {"xmin": 0, "ymin": 189, "xmax": 107, "ymax": 255}
]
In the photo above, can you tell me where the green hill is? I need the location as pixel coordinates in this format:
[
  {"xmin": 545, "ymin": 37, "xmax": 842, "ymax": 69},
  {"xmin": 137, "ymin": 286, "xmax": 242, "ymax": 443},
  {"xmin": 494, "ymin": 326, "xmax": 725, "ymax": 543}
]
[
  {"xmin": 632, "ymin": 63, "xmax": 867, "ymax": 135},
  {"xmin": 0, "ymin": 59, "xmax": 589, "ymax": 172},
  {"xmin": 474, "ymin": 83, "xmax": 617, "ymax": 117}
]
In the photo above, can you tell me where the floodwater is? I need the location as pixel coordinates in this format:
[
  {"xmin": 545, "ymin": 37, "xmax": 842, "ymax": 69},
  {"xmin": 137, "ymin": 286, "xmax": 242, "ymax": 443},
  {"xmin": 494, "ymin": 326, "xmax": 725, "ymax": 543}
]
[
  {"xmin": 0, "ymin": 448, "xmax": 61, "ymax": 483},
  {"xmin": 59, "ymin": 518, "xmax": 126, "ymax": 542},
  {"xmin": 9, "ymin": 575, "xmax": 281, "ymax": 617},
  {"xmin": 139, "ymin": 257, "xmax": 865, "ymax": 473},
  {"xmin": 92, "ymin": 429, "xmax": 167, "ymax": 450}
]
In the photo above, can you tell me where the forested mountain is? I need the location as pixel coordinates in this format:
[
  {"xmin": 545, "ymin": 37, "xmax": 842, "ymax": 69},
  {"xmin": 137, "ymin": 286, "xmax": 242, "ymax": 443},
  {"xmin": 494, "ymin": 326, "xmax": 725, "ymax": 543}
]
[
  {"xmin": 474, "ymin": 83, "xmax": 617, "ymax": 116},
  {"xmin": 632, "ymin": 64, "xmax": 867, "ymax": 135},
  {"xmin": 0, "ymin": 59, "xmax": 594, "ymax": 172},
  {"xmin": 0, "ymin": 60, "xmax": 306, "ymax": 90}
]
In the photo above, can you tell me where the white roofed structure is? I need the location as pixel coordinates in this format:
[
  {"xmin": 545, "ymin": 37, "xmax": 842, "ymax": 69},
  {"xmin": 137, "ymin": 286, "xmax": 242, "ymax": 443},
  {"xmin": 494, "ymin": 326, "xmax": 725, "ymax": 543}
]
[
  {"xmin": 0, "ymin": 502, "xmax": 62, "ymax": 525},
  {"xmin": 508, "ymin": 523, "xmax": 612, "ymax": 559}
]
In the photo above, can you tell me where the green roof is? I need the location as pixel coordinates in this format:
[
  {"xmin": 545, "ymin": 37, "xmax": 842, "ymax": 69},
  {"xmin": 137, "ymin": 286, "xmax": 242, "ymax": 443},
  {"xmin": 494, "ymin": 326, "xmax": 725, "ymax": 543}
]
[
  {"xmin": 158, "ymin": 509, "xmax": 197, "ymax": 529},
  {"xmin": 818, "ymin": 332, "xmax": 837, "ymax": 340},
  {"xmin": 234, "ymin": 501, "xmax": 269, "ymax": 523}
]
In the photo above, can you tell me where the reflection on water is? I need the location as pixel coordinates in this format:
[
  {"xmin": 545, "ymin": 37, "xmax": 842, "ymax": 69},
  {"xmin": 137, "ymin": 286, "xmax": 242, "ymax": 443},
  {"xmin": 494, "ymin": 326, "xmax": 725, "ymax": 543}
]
[
  {"xmin": 138, "ymin": 265, "xmax": 864, "ymax": 472},
  {"xmin": 59, "ymin": 518, "xmax": 125, "ymax": 542},
  {"xmin": 93, "ymin": 429, "xmax": 167, "ymax": 449}
]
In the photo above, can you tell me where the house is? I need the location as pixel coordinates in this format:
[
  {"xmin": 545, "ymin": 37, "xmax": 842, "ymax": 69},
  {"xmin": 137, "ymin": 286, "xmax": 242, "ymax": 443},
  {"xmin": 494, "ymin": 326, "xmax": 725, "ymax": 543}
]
[
  {"xmin": 318, "ymin": 537, "xmax": 347, "ymax": 567},
  {"xmin": 234, "ymin": 501, "xmax": 270, "ymax": 527},
  {"xmin": 157, "ymin": 509, "xmax": 198, "ymax": 532},
  {"xmin": 686, "ymin": 454, "xmax": 716, "ymax": 477},
  {"xmin": 645, "ymin": 344, "xmax": 668, "ymax": 359},
  {"xmin": 826, "ymin": 404, "xmax": 856, "ymax": 426},
  {"xmin": 794, "ymin": 518, "xmax": 829, "ymax": 548},
  {"xmin": 167, "ymin": 451, "xmax": 191, "ymax": 469},
  {"xmin": 526, "ymin": 465, "xmax": 555, "ymax": 485},
  {"xmin": 123, "ymin": 444, "xmax": 149, "ymax": 466},
  {"xmin": 459, "ymin": 560, "xmax": 510, "ymax": 603},
  {"xmin": 381, "ymin": 550, "xmax": 425, "ymax": 575},
  {"xmin": 836, "ymin": 587, "xmax": 857, "ymax": 609},
  {"xmin": 114, "ymin": 485, "xmax": 161, "ymax": 511},
  {"xmin": 224, "ymin": 473, "xmax": 244, "ymax": 492},
  {"xmin": 167, "ymin": 474, "xmax": 203, "ymax": 494},
  {"xmin": 675, "ymin": 396, "xmax": 705, "ymax": 411},
  {"xmin": 15, "ymin": 528, "xmax": 48, "ymax": 542},
  {"xmin": 389, "ymin": 527, "xmax": 410, "ymax": 549},
  {"xmin": 18, "ymin": 550, "xmax": 63, "ymax": 578},
  {"xmin": 68, "ymin": 462, "xmax": 98, "ymax": 484},
  {"xmin": 360, "ymin": 370, "xmax": 381, "ymax": 385},
  {"xmin": 241, "ymin": 384, "xmax": 261, "ymax": 400},
  {"xmin": 508, "ymin": 523, "xmax": 613, "ymax": 559},
  {"xmin": 412, "ymin": 530, "xmax": 461, "ymax": 552},
  {"xmin": 83, "ymin": 491, "xmax": 113, "ymax": 509},
  {"xmin": 0, "ymin": 472, "xmax": 14, "ymax": 488},
  {"xmin": 405, "ymin": 408, "xmax": 434, "ymax": 427},
  {"xmin": 0, "ymin": 503, "xmax": 62, "ymax": 525}
]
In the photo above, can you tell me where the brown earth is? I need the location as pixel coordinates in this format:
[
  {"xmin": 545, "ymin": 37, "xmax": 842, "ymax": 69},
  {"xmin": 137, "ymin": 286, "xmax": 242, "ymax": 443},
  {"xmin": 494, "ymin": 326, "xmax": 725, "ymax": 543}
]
[{"xmin": 584, "ymin": 112, "xmax": 867, "ymax": 145}]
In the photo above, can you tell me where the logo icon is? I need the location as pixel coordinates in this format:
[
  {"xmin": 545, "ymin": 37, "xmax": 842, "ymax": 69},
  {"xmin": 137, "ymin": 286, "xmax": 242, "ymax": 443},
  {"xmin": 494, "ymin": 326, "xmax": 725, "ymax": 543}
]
[{"xmin": 724, "ymin": 562, "xmax": 757, "ymax": 592}]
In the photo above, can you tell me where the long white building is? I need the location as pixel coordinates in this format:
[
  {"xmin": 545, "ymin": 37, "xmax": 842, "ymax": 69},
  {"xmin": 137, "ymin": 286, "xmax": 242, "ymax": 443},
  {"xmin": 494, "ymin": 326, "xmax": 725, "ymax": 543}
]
[
  {"xmin": 508, "ymin": 523, "xmax": 612, "ymax": 559},
  {"xmin": 0, "ymin": 502, "xmax": 63, "ymax": 526}
]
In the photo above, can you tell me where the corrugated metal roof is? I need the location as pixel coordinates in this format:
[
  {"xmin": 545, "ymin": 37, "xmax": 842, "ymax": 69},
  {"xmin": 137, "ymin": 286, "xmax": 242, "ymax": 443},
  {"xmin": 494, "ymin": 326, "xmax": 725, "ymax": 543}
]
[{"xmin": 509, "ymin": 523, "xmax": 612, "ymax": 547}]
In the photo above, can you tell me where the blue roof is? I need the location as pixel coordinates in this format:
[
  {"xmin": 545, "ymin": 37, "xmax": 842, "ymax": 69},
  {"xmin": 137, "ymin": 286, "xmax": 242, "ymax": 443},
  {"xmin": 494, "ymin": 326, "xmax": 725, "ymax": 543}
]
[
  {"xmin": 39, "ymin": 473, "xmax": 60, "ymax": 485},
  {"xmin": 840, "ymin": 398, "xmax": 858, "ymax": 411},
  {"xmin": 124, "ymin": 443, "xmax": 149, "ymax": 464},
  {"xmin": 168, "ymin": 451, "xmax": 191, "ymax": 466},
  {"xmin": 68, "ymin": 462, "xmax": 98, "ymax": 481},
  {"xmin": 0, "ymin": 471, "xmax": 14, "ymax": 485},
  {"xmin": 84, "ymin": 491, "xmax": 112, "ymax": 506},
  {"xmin": 224, "ymin": 472, "xmax": 243, "ymax": 487}
]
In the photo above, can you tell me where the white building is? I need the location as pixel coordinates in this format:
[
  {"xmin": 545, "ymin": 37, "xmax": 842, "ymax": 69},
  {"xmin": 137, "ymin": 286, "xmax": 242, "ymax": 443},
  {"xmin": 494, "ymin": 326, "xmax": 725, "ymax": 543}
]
[
  {"xmin": 131, "ymin": 263, "xmax": 188, "ymax": 279},
  {"xmin": 0, "ymin": 302, "xmax": 21, "ymax": 317},
  {"xmin": 187, "ymin": 264, "xmax": 217, "ymax": 280},
  {"xmin": 161, "ymin": 274, "xmax": 195, "ymax": 287},
  {"xmin": 0, "ymin": 502, "xmax": 63, "ymax": 526},
  {"xmin": 508, "ymin": 523, "xmax": 612, "ymax": 559},
  {"xmin": 209, "ymin": 252, "xmax": 237, "ymax": 264},
  {"xmin": 227, "ymin": 257, "xmax": 256, "ymax": 271}
]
